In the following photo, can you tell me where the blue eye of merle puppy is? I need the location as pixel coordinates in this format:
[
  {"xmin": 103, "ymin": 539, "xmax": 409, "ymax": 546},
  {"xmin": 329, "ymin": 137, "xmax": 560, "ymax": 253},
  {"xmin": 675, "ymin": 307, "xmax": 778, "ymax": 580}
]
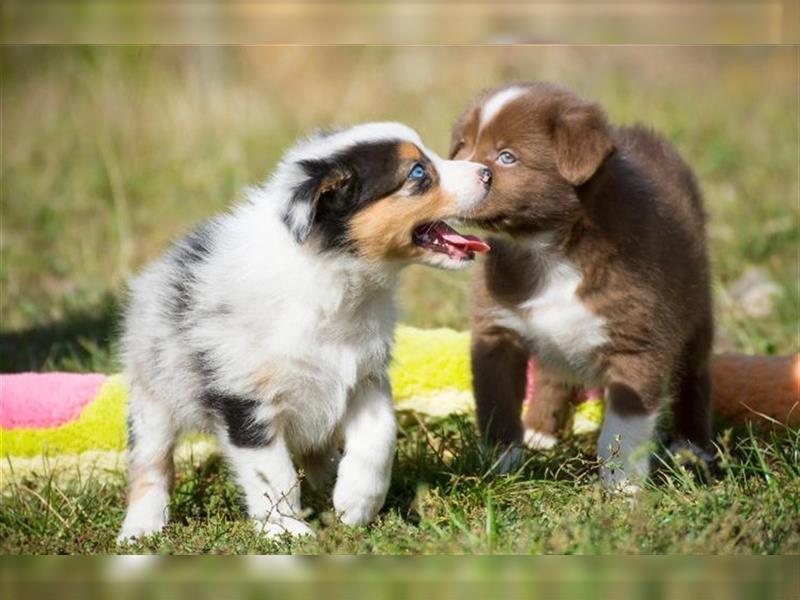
[
  {"xmin": 409, "ymin": 163, "xmax": 426, "ymax": 180},
  {"xmin": 498, "ymin": 150, "xmax": 517, "ymax": 165}
]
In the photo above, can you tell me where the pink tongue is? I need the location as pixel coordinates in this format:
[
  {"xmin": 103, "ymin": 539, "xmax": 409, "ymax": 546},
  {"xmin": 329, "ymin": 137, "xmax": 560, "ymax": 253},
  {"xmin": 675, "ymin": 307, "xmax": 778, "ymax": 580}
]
[{"xmin": 435, "ymin": 223, "xmax": 490, "ymax": 253}]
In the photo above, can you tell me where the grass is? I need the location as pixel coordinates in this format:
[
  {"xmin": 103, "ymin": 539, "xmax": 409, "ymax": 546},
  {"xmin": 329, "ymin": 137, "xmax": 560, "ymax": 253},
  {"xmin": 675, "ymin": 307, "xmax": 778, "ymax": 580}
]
[
  {"xmin": 2, "ymin": 420, "xmax": 799, "ymax": 554},
  {"xmin": 1, "ymin": 46, "xmax": 798, "ymax": 554}
]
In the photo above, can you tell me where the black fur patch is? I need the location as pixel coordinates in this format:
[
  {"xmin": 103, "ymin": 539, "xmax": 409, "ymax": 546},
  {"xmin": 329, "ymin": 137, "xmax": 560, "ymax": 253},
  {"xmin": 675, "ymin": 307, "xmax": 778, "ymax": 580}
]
[
  {"xmin": 282, "ymin": 159, "xmax": 333, "ymax": 243},
  {"xmin": 284, "ymin": 141, "xmax": 414, "ymax": 251},
  {"xmin": 203, "ymin": 390, "xmax": 275, "ymax": 448},
  {"xmin": 167, "ymin": 223, "xmax": 215, "ymax": 328},
  {"xmin": 127, "ymin": 412, "xmax": 136, "ymax": 449},
  {"xmin": 191, "ymin": 348, "xmax": 274, "ymax": 448},
  {"xmin": 190, "ymin": 349, "xmax": 217, "ymax": 387}
]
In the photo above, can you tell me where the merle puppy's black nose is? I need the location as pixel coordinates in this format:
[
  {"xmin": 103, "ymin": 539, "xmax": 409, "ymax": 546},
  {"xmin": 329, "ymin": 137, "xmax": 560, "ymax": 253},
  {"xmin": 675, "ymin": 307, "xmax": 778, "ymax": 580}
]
[{"xmin": 480, "ymin": 167, "xmax": 492, "ymax": 188}]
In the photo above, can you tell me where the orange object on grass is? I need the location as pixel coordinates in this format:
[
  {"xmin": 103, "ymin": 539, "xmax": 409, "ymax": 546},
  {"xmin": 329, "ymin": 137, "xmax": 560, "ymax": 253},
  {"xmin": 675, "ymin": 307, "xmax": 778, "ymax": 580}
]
[{"xmin": 710, "ymin": 353, "xmax": 800, "ymax": 427}]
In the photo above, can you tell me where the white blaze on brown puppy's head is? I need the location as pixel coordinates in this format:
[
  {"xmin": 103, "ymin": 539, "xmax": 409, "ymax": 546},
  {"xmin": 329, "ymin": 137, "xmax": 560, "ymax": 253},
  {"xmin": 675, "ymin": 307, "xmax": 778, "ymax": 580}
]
[
  {"xmin": 450, "ymin": 83, "xmax": 614, "ymax": 235},
  {"xmin": 280, "ymin": 122, "xmax": 491, "ymax": 270}
]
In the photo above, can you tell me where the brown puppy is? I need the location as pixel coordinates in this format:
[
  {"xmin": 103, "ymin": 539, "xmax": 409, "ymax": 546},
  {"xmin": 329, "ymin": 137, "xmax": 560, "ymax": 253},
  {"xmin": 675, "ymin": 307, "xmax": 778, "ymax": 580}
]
[{"xmin": 451, "ymin": 82, "xmax": 714, "ymax": 489}]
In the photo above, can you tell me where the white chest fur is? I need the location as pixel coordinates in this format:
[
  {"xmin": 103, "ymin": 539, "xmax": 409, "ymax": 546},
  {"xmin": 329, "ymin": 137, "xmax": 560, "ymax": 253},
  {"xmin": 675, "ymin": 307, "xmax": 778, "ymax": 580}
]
[
  {"xmin": 189, "ymin": 216, "xmax": 398, "ymax": 453},
  {"xmin": 493, "ymin": 248, "xmax": 608, "ymax": 383},
  {"xmin": 274, "ymin": 309, "xmax": 392, "ymax": 452}
]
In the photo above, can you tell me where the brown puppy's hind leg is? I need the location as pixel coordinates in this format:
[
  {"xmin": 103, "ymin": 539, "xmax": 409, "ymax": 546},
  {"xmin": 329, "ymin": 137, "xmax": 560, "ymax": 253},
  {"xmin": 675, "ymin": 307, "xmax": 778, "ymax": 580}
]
[
  {"xmin": 522, "ymin": 364, "xmax": 576, "ymax": 449},
  {"xmin": 671, "ymin": 318, "xmax": 714, "ymax": 451},
  {"xmin": 669, "ymin": 317, "xmax": 717, "ymax": 480}
]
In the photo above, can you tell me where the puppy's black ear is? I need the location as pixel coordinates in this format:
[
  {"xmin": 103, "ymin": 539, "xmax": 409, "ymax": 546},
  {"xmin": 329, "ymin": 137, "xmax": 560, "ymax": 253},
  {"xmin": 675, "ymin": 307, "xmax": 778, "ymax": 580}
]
[
  {"xmin": 553, "ymin": 101, "xmax": 615, "ymax": 186},
  {"xmin": 283, "ymin": 159, "xmax": 352, "ymax": 244}
]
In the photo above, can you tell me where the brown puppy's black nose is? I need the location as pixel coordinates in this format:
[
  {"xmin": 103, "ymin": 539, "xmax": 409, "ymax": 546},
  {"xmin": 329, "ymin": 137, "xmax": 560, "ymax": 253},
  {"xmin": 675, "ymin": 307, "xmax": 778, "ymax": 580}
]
[{"xmin": 479, "ymin": 167, "xmax": 492, "ymax": 188}]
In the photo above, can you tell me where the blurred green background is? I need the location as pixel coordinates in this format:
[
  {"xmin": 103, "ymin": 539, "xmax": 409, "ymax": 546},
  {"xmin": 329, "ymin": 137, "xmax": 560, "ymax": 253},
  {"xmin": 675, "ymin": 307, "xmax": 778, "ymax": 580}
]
[
  {"xmin": 2, "ymin": 46, "xmax": 797, "ymax": 372},
  {"xmin": 2, "ymin": 556, "xmax": 798, "ymax": 599}
]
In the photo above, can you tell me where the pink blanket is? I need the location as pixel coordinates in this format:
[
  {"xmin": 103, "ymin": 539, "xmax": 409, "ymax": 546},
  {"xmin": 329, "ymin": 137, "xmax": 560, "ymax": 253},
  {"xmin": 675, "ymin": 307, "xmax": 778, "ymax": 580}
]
[{"xmin": 0, "ymin": 372, "xmax": 106, "ymax": 429}]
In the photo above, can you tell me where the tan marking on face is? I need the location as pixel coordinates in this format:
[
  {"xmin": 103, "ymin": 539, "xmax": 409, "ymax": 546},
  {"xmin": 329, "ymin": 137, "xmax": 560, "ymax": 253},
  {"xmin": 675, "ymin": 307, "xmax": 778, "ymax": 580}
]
[
  {"xmin": 348, "ymin": 186, "xmax": 459, "ymax": 261},
  {"xmin": 128, "ymin": 455, "xmax": 174, "ymax": 502},
  {"xmin": 398, "ymin": 142, "xmax": 423, "ymax": 162}
]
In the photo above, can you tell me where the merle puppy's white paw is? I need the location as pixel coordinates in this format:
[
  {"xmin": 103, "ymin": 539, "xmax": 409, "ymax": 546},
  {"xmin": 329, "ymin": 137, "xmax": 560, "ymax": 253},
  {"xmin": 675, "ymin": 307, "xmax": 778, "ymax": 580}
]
[
  {"xmin": 117, "ymin": 494, "xmax": 169, "ymax": 543},
  {"xmin": 117, "ymin": 516, "xmax": 166, "ymax": 543},
  {"xmin": 332, "ymin": 471, "xmax": 389, "ymax": 527},
  {"xmin": 253, "ymin": 516, "xmax": 316, "ymax": 539}
]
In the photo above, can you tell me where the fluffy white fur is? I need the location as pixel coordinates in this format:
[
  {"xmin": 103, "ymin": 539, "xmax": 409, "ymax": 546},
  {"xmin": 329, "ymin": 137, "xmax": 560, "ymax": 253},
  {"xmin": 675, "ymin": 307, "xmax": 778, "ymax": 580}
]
[
  {"xmin": 492, "ymin": 237, "xmax": 609, "ymax": 386},
  {"xmin": 118, "ymin": 122, "xmax": 488, "ymax": 541}
]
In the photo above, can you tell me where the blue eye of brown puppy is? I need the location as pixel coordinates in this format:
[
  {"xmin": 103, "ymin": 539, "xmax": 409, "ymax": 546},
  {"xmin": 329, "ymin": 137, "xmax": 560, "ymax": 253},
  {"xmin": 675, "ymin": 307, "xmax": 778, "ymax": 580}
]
[{"xmin": 497, "ymin": 150, "xmax": 517, "ymax": 165}]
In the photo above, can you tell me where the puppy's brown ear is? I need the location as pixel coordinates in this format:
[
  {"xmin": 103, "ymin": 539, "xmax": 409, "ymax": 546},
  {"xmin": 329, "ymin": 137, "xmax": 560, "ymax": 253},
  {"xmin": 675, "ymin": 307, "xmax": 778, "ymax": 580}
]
[
  {"xmin": 448, "ymin": 133, "xmax": 464, "ymax": 160},
  {"xmin": 449, "ymin": 105, "xmax": 479, "ymax": 159},
  {"xmin": 448, "ymin": 120, "xmax": 467, "ymax": 159},
  {"xmin": 553, "ymin": 102, "xmax": 614, "ymax": 186}
]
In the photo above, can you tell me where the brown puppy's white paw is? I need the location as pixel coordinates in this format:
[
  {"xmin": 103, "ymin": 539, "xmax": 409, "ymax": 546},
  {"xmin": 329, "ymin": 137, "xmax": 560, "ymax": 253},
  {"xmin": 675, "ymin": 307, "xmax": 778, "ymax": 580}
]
[{"xmin": 524, "ymin": 428, "xmax": 558, "ymax": 450}]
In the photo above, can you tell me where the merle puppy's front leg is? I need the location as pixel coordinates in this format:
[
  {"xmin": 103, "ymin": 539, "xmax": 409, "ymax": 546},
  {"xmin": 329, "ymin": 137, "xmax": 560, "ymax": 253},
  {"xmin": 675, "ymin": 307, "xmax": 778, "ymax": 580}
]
[
  {"xmin": 222, "ymin": 431, "xmax": 314, "ymax": 538},
  {"xmin": 333, "ymin": 374, "xmax": 397, "ymax": 526}
]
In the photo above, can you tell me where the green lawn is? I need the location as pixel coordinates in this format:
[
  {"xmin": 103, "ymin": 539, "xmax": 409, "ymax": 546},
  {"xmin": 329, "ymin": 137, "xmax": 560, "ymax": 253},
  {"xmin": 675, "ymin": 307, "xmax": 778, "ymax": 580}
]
[{"xmin": 2, "ymin": 46, "xmax": 798, "ymax": 554}]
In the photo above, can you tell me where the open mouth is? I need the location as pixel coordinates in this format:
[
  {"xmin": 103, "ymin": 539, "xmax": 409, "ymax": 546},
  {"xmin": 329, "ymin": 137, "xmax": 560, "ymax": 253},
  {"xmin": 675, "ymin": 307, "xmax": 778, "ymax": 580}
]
[{"xmin": 412, "ymin": 221, "xmax": 490, "ymax": 261}]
